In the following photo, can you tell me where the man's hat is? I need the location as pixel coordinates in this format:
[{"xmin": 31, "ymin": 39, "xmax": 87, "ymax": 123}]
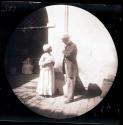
[{"xmin": 62, "ymin": 33, "xmax": 70, "ymax": 40}]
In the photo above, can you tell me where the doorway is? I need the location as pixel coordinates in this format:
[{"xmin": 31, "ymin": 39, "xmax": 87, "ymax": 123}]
[{"xmin": 5, "ymin": 7, "xmax": 48, "ymax": 74}]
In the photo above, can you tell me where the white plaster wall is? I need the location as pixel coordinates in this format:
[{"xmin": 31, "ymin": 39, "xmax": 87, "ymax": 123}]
[{"xmin": 46, "ymin": 5, "xmax": 118, "ymax": 89}]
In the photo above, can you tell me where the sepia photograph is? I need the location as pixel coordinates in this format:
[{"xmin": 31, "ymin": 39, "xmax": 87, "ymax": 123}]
[{"xmin": 4, "ymin": 5, "xmax": 118, "ymax": 119}]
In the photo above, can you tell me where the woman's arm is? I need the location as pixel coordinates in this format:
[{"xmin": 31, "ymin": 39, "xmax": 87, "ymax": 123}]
[
  {"xmin": 39, "ymin": 54, "xmax": 55, "ymax": 68},
  {"xmin": 44, "ymin": 56, "xmax": 55, "ymax": 67},
  {"xmin": 39, "ymin": 55, "xmax": 46, "ymax": 67}
]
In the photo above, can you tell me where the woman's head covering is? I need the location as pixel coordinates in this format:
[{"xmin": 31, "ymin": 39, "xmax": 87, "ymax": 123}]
[{"xmin": 43, "ymin": 44, "xmax": 52, "ymax": 52}]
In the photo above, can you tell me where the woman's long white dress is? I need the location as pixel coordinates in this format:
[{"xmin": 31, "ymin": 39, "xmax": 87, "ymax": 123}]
[{"xmin": 36, "ymin": 52, "xmax": 55, "ymax": 96}]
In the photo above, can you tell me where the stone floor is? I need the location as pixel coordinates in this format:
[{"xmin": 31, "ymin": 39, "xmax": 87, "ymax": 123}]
[{"xmin": 12, "ymin": 75, "xmax": 103, "ymax": 119}]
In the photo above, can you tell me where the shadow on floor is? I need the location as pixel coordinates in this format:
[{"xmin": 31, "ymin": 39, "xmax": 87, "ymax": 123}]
[
  {"xmin": 7, "ymin": 74, "xmax": 39, "ymax": 89},
  {"xmin": 51, "ymin": 82, "xmax": 102, "ymax": 103},
  {"xmin": 73, "ymin": 83, "xmax": 102, "ymax": 102},
  {"xmin": 75, "ymin": 76, "xmax": 85, "ymax": 94}
]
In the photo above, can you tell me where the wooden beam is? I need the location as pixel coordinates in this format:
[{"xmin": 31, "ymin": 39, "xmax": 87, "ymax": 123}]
[
  {"xmin": 64, "ymin": 5, "xmax": 69, "ymax": 33},
  {"xmin": 16, "ymin": 25, "xmax": 55, "ymax": 30}
]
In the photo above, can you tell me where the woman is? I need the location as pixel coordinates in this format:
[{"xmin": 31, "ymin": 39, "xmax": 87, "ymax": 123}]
[
  {"xmin": 22, "ymin": 57, "xmax": 33, "ymax": 74},
  {"xmin": 36, "ymin": 44, "xmax": 55, "ymax": 97}
]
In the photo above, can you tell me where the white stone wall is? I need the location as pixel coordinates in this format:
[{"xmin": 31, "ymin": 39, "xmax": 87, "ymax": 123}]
[{"xmin": 46, "ymin": 5, "xmax": 118, "ymax": 91}]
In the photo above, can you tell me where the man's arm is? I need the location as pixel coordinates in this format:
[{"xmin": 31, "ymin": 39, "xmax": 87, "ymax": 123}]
[{"xmin": 63, "ymin": 44, "xmax": 77, "ymax": 58}]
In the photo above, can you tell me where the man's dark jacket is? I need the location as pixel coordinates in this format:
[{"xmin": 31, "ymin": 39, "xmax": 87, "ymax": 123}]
[{"xmin": 62, "ymin": 41, "xmax": 78, "ymax": 78}]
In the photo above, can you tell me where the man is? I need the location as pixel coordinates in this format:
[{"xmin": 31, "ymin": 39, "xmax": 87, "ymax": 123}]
[{"xmin": 62, "ymin": 33, "xmax": 78, "ymax": 103}]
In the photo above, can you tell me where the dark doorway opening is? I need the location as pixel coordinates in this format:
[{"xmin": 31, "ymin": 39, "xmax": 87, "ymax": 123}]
[{"xmin": 5, "ymin": 7, "xmax": 48, "ymax": 74}]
